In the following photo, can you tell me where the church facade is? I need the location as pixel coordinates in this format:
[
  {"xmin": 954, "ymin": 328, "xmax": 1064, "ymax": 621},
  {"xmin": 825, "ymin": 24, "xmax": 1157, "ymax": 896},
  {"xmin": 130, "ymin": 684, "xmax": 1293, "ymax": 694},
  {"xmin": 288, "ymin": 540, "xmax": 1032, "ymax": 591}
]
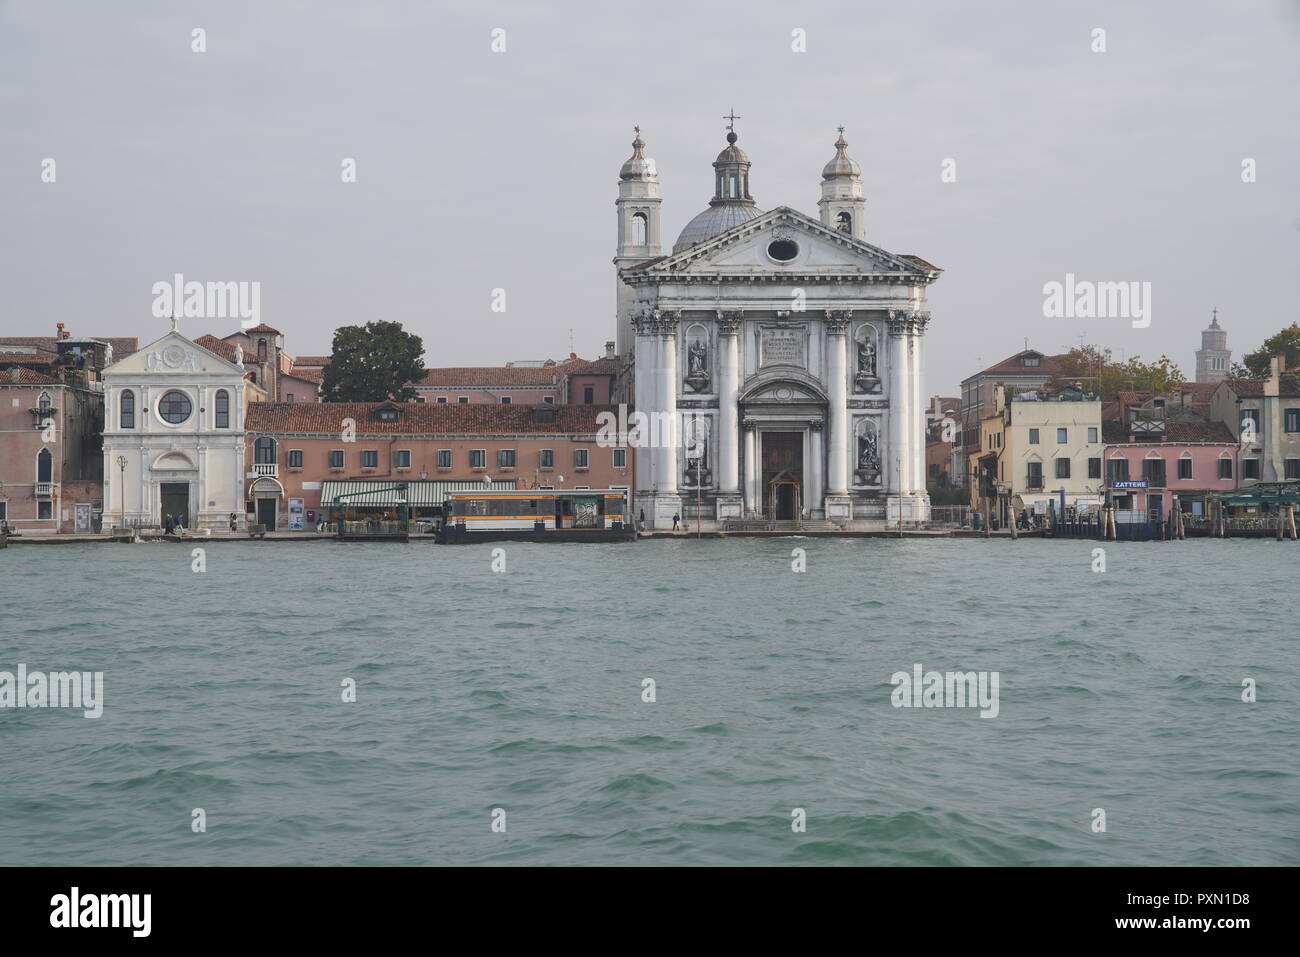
[
  {"xmin": 101, "ymin": 323, "xmax": 255, "ymax": 531},
  {"xmin": 614, "ymin": 125, "xmax": 941, "ymax": 527}
]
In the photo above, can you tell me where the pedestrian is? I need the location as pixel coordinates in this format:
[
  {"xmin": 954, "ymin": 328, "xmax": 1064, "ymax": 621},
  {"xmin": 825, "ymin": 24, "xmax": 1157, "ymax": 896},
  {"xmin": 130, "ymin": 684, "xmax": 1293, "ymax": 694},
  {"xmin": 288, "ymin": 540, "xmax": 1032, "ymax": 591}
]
[
  {"xmin": 229, "ymin": 512, "xmax": 237, "ymax": 533},
  {"xmin": 164, "ymin": 514, "xmax": 173, "ymax": 535},
  {"xmin": 672, "ymin": 512, "xmax": 680, "ymax": 531},
  {"xmin": 174, "ymin": 513, "xmax": 184, "ymax": 536}
]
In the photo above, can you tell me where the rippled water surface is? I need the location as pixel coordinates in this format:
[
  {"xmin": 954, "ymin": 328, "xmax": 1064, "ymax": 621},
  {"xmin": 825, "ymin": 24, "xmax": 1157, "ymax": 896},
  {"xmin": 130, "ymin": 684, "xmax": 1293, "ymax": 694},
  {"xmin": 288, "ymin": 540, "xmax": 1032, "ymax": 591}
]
[{"xmin": 1, "ymin": 538, "xmax": 1296, "ymax": 865}]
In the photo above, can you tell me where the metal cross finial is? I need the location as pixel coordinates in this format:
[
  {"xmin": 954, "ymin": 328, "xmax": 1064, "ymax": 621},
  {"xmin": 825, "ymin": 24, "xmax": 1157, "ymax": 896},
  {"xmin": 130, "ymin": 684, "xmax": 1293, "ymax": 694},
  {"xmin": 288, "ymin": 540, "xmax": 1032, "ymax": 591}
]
[
  {"xmin": 723, "ymin": 108, "xmax": 741, "ymax": 131},
  {"xmin": 1212, "ymin": 306, "xmax": 1218, "ymax": 322},
  {"xmin": 633, "ymin": 125, "xmax": 640, "ymax": 135},
  {"xmin": 837, "ymin": 125, "xmax": 845, "ymax": 135}
]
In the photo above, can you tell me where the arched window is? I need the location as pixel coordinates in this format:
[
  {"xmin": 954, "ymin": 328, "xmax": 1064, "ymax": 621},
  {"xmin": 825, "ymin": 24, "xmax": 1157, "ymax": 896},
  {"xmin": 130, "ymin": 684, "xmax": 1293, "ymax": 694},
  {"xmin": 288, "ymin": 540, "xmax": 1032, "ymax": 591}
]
[
  {"xmin": 254, "ymin": 437, "xmax": 276, "ymax": 464},
  {"xmin": 836, "ymin": 211, "xmax": 852, "ymax": 233},
  {"xmin": 257, "ymin": 338, "xmax": 267, "ymax": 360},
  {"xmin": 120, "ymin": 390, "xmax": 135, "ymax": 429},
  {"xmin": 37, "ymin": 391, "xmax": 52, "ymax": 413},
  {"xmin": 37, "ymin": 448, "xmax": 52, "ymax": 483},
  {"xmin": 630, "ymin": 212, "xmax": 647, "ymax": 246},
  {"xmin": 215, "ymin": 390, "xmax": 230, "ymax": 429}
]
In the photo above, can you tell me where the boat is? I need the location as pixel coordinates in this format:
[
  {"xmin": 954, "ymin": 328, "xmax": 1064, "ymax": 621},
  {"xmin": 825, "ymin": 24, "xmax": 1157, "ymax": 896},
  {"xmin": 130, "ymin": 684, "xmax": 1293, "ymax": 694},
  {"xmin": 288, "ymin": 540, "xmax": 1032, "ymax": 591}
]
[{"xmin": 438, "ymin": 489, "xmax": 635, "ymax": 543}]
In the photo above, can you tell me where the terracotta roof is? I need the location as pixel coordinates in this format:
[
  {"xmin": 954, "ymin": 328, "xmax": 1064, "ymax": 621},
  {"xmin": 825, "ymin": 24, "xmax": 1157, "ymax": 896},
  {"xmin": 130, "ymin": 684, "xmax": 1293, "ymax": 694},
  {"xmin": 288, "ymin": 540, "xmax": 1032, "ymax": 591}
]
[
  {"xmin": 0, "ymin": 351, "xmax": 55, "ymax": 365},
  {"xmin": 246, "ymin": 402, "xmax": 618, "ymax": 435},
  {"xmin": 0, "ymin": 336, "xmax": 138, "ymax": 358},
  {"xmin": 242, "ymin": 323, "xmax": 281, "ymax": 334},
  {"xmin": 286, "ymin": 367, "xmax": 323, "ymax": 384},
  {"xmin": 969, "ymin": 350, "xmax": 1066, "ymax": 378},
  {"xmin": 1102, "ymin": 415, "xmax": 1234, "ymax": 445},
  {"xmin": 1220, "ymin": 377, "xmax": 1300, "ymax": 398},
  {"xmin": 898, "ymin": 254, "xmax": 941, "ymax": 272},
  {"xmin": 2, "ymin": 367, "xmax": 61, "ymax": 384},
  {"xmin": 417, "ymin": 356, "xmax": 610, "ymax": 388},
  {"xmin": 292, "ymin": 356, "xmax": 331, "ymax": 367},
  {"xmin": 193, "ymin": 335, "xmax": 240, "ymax": 363}
]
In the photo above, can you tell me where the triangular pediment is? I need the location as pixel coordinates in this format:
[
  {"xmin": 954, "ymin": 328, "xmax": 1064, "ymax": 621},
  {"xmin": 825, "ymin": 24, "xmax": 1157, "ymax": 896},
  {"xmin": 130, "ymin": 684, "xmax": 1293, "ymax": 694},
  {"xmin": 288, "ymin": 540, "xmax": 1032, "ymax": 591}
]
[
  {"xmin": 104, "ymin": 330, "xmax": 245, "ymax": 377},
  {"xmin": 627, "ymin": 207, "xmax": 939, "ymax": 278}
]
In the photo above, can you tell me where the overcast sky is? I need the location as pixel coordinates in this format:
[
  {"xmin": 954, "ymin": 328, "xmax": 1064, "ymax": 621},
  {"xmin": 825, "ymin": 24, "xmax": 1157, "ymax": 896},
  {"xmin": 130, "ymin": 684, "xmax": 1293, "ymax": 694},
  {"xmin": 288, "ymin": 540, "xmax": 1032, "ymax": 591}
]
[{"xmin": 3, "ymin": 0, "xmax": 1297, "ymax": 393}]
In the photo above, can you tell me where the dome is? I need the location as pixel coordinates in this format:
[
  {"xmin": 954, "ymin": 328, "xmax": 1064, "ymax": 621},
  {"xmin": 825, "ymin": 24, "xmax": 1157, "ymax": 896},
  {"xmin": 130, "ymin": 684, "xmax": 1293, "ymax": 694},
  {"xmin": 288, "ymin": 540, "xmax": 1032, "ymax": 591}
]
[
  {"xmin": 619, "ymin": 132, "xmax": 657, "ymax": 181},
  {"xmin": 673, "ymin": 203, "xmax": 765, "ymax": 253},
  {"xmin": 715, "ymin": 131, "xmax": 750, "ymax": 167},
  {"xmin": 822, "ymin": 132, "xmax": 861, "ymax": 178}
]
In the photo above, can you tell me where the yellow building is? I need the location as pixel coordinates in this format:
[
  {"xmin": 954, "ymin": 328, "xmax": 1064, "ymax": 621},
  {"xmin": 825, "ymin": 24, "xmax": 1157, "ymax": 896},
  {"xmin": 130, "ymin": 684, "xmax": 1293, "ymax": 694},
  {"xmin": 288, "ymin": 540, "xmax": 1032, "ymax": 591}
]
[{"xmin": 970, "ymin": 385, "xmax": 1103, "ymax": 527}]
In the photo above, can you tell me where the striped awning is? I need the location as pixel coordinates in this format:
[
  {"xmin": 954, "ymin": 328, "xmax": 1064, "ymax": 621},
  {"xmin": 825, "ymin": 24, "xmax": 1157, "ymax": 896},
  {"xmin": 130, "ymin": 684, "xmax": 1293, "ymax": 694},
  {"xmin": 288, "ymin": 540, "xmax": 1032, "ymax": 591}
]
[{"xmin": 320, "ymin": 480, "xmax": 516, "ymax": 507}]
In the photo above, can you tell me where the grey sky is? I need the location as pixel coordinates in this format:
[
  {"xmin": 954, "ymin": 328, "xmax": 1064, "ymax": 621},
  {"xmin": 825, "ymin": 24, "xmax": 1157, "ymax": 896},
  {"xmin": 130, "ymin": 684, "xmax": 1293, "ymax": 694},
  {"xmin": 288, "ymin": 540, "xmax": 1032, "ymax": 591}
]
[{"xmin": 2, "ymin": 0, "xmax": 1297, "ymax": 393}]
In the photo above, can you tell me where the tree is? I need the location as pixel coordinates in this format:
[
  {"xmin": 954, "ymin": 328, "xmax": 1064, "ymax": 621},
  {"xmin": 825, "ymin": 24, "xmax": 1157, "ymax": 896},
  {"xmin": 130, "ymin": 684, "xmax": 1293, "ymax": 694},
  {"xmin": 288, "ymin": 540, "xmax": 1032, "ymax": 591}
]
[
  {"xmin": 321, "ymin": 321, "xmax": 425, "ymax": 402},
  {"xmin": 1047, "ymin": 346, "xmax": 1185, "ymax": 400},
  {"xmin": 1239, "ymin": 323, "xmax": 1300, "ymax": 379}
]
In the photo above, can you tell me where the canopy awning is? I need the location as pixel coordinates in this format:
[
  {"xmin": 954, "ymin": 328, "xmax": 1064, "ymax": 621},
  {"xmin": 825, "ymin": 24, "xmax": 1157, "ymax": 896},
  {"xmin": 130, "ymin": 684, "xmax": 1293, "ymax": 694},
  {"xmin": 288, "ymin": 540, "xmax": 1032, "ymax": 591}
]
[{"xmin": 320, "ymin": 480, "xmax": 516, "ymax": 507}]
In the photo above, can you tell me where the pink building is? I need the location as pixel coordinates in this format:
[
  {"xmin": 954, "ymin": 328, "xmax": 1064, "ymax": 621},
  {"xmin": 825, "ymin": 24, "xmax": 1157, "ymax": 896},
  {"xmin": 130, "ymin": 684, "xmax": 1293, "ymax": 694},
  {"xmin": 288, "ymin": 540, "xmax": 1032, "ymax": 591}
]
[
  {"xmin": 242, "ymin": 400, "xmax": 633, "ymax": 528},
  {"xmin": 0, "ymin": 347, "xmax": 109, "ymax": 534},
  {"xmin": 1101, "ymin": 397, "xmax": 1237, "ymax": 518}
]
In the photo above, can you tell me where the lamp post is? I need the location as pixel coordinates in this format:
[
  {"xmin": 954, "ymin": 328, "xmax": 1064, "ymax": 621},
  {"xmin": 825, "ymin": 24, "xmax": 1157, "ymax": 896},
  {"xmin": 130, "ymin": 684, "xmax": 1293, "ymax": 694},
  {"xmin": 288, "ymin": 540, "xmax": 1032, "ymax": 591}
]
[{"xmin": 116, "ymin": 454, "xmax": 127, "ymax": 530}]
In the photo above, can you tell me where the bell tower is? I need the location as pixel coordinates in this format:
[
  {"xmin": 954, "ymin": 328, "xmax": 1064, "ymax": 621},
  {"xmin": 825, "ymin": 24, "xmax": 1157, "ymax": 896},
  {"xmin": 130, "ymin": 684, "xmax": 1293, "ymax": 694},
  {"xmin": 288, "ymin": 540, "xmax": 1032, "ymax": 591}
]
[
  {"xmin": 818, "ymin": 128, "xmax": 865, "ymax": 241},
  {"xmin": 1195, "ymin": 308, "xmax": 1231, "ymax": 383},
  {"xmin": 614, "ymin": 128, "xmax": 661, "ymax": 357}
]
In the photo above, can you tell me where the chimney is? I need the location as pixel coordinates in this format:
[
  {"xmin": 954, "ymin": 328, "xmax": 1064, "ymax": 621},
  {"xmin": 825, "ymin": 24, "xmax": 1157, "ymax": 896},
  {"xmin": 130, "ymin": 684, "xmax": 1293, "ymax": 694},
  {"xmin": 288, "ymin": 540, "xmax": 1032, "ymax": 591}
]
[
  {"xmin": 605, "ymin": 340, "xmax": 615, "ymax": 359},
  {"xmin": 10, "ymin": 367, "xmax": 20, "ymax": 383}
]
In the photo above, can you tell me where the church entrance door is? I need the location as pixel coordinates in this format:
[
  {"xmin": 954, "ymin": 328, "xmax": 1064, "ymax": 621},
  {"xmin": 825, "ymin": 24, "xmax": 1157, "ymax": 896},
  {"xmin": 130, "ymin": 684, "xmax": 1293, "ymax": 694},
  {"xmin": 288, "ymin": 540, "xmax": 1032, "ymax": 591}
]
[
  {"xmin": 762, "ymin": 432, "xmax": 803, "ymax": 520},
  {"xmin": 160, "ymin": 482, "xmax": 190, "ymax": 528}
]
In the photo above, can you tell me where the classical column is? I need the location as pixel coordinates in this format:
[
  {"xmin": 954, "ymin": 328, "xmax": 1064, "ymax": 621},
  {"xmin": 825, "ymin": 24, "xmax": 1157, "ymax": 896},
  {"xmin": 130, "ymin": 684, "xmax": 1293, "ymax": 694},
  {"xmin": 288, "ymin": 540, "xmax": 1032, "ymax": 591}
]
[
  {"xmin": 716, "ymin": 310, "xmax": 743, "ymax": 495},
  {"xmin": 743, "ymin": 420, "xmax": 757, "ymax": 514},
  {"xmin": 658, "ymin": 310, "xmax": 679, "ymax": 496},
  {"xmin": 824, "ymin": 310, "xmax": 852, "ymax": 494},
  {"xmin": 631, "ymin": 313, "xmax": 655, "ymax": 497},
  {"xmin": 910, "ymin": 312, "xmax": 931, "ymax": 496},
  {"xmin": 809, "ymin": 421, "xmax": 825, "ymax": 517},
  {"xmin": 887, "ymin": 311, "xmax": 910, "ymax": 504}
]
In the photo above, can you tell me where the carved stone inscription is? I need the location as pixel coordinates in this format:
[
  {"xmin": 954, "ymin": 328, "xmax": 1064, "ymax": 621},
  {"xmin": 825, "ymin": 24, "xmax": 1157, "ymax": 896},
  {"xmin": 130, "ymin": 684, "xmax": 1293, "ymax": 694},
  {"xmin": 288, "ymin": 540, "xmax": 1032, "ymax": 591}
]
[{"xmin": 760, "ymin": 327, "xmax": 805, "ymax": 367}]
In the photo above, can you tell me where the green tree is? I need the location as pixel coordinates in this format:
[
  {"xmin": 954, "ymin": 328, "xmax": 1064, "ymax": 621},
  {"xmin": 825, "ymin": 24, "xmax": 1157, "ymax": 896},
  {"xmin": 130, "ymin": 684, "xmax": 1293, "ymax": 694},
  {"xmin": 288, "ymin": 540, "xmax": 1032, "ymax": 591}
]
[
  {"xmin": 1240, "ymin": 323, "xmax": 1300, "ymax": 378},
  {"xmin": 1048, "ymin": 346, "xmax": 1185, "ymax": 400},
  {"xmin": 321, "ymin": 321, "xmax": 425, "ymax": 402}
]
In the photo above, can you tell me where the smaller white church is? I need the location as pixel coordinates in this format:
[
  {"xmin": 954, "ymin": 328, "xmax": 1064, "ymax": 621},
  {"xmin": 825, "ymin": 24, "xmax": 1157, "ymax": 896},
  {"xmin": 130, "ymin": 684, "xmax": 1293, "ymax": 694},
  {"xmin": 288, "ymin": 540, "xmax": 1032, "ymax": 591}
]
[{"xmin": 101, "ymin": 321, "xmax": 255, "ymax": 530}]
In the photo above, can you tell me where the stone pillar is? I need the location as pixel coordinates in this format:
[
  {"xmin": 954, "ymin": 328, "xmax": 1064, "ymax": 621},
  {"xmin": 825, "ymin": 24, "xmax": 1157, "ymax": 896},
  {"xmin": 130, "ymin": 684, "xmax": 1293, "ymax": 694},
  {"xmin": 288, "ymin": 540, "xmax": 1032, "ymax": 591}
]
[
  {"xmin": 887, "ymin": 310, "xmax": 910, "ymax": 520},
  {"xmin": 715, "ymin": 310, "xmax": 743, "ymax": 519},
  {"xmin": 743, "ymin": 420, "xmax": 758, "ymax": 515},
  {"xmin": 910, "ymin": 312, "xmax": 931, "ymax": 511},
  {"xmin": 631, "ymin": 313, "xmax": 655, "ymax": 502},
  {"xmin": 809, "ymin": 421, "xmax": 825, "ymax": 519},
  {"xmin": 658, "ymin": 311, "xmax": 679, "ymax": 497},
  {"xmin": 823, "ymin": 310, "xmax": 853, "ymax": 520}
]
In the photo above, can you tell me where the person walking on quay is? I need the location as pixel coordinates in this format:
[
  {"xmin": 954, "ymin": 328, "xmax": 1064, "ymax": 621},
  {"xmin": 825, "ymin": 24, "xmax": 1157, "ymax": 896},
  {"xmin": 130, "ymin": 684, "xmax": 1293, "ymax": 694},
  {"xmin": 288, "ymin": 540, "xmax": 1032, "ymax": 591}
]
[
  {"xmin": 672, "ymin": 512, "xmax": 680, "ymax": 532},
  {"xmin": 229, "ymin": 512, "xmax": 238, "ymax": 533},
  {"xmin": 164, "ymin": 513, "xmax": 174, "ymax": 535},
  {"xmin": 174, "ymin": 513, "xmax": 185, "ymax": 537}
]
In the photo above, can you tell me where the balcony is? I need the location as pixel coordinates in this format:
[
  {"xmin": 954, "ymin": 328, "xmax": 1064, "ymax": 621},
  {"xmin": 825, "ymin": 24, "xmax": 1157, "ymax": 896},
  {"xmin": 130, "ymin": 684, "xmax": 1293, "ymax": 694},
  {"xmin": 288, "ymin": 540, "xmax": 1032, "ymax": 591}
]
[
  {"xmin": 35, "ymin": 482, "xmax": 54, "ymax": 498},
  {"xmin": 252, "ymin": 463, "xmax": 278, "ymax": 478}
]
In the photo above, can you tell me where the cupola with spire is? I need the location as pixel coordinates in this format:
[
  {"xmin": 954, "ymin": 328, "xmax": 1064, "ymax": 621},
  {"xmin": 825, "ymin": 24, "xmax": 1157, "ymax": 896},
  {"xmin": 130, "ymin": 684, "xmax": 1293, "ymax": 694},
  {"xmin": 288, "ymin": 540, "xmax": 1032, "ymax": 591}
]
[
  {"xmin": 673, "ymin": 112, "xmax": 764, "ymax": 253},
  {"xmin": 818, "ymin": 127, "xmax": 865, "ymax": 240}
]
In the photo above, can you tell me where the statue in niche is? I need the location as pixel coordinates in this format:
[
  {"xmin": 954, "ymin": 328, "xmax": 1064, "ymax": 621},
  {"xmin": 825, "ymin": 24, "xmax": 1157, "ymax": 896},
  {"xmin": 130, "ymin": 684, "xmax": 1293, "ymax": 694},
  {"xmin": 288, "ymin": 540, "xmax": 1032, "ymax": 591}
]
[
  {"xmin": 856, "ymin": 429, "xmax": 881, "ymax": 485},
  {"xmin": 855, "ymin": 334, "xmax": 880, "ymax": 392},
  {"xmin": 683, "ymin": 423, "xmax": 711, "ymax": 487},
  {"xmin": 684, "ymin": 339, "xmax": 711, "ymax": 393}
]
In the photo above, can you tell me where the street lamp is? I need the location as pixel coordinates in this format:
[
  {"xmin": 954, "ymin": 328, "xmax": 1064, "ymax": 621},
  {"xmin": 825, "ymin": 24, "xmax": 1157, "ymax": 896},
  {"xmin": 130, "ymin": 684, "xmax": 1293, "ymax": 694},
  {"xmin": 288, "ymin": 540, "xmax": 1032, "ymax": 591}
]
[{"xmin": 116, "ymin": 454, "xmax": 127, "ymax": 530}]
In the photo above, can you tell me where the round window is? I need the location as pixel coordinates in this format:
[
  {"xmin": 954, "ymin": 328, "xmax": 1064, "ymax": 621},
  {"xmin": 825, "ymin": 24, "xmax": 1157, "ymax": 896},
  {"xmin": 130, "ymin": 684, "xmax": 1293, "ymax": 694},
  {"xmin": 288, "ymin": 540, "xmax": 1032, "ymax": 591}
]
[
  {"xmin": 767, "ymin": 240, "xmax": 799, "ymax": 262},
  {"xmin": 158, "ymin": 390, "xmax": 192, "ymax": 424}
]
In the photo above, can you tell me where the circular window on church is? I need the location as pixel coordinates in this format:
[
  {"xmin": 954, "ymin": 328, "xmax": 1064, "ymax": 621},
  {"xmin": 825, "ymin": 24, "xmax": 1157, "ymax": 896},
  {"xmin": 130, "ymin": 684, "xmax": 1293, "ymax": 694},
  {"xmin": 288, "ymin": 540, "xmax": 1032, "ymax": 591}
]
[
  {"xmin": 767, "ymin": 239, "xmax": 799, "ymax": 262},
  {"xmin": 158, "ymin": 390, "xmax": 193, "ymax": 424}
]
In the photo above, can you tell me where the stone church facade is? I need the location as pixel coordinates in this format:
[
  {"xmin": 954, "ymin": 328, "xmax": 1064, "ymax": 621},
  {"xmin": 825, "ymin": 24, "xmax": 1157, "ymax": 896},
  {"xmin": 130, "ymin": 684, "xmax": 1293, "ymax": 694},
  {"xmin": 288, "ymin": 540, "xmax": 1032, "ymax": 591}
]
[{"xmin": 614, "ymin": 125, "xmax": 941, "ymax": 527}]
